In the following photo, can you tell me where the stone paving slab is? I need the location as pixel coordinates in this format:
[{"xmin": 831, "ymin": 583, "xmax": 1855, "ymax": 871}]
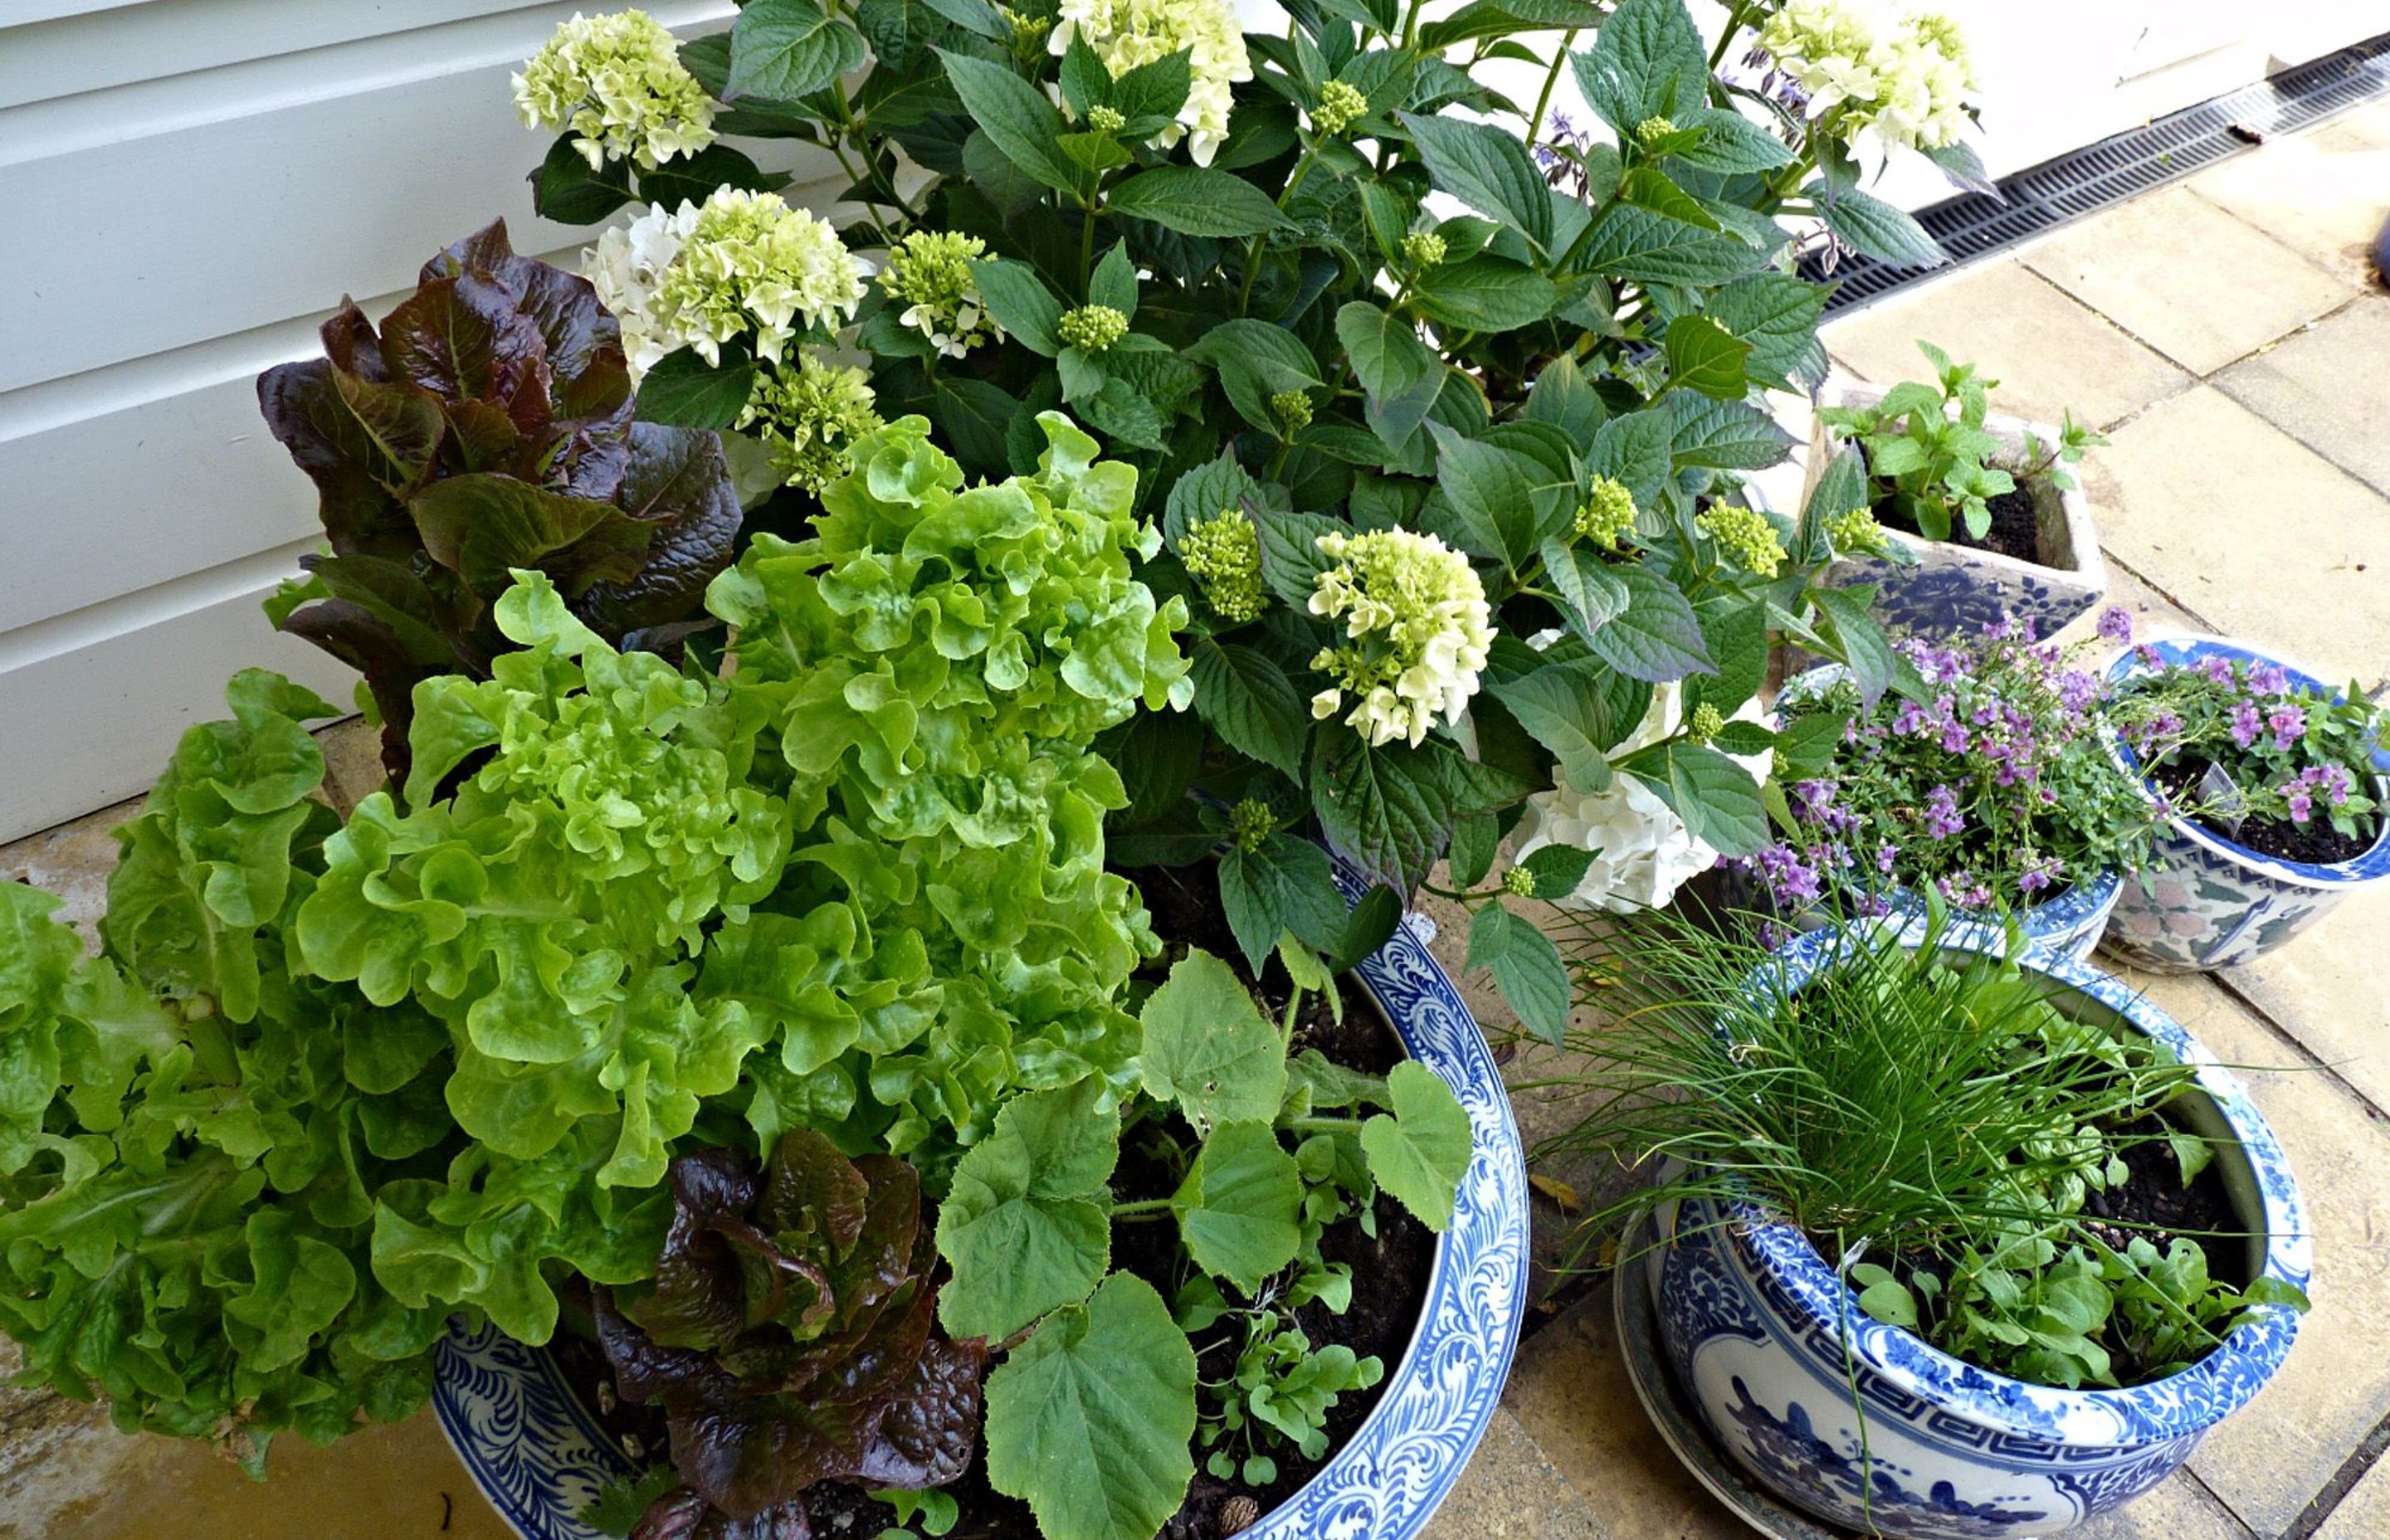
[
  {"xmin": 2093, "ymin": 963, "xmax": 2390, "ymax": 1538},
  {"xmin": 2217, "ymin": 295, "xmax": 2390, "ymax": 499},
  {"xmin": 2022, "ymin": 186, "xmax": 2358, "ymax": 376},
  {"xmin": 2317, "ymin": 1452, "xmax": 2390, "ymax": 1540},
  {"xmin": 1422, "ymin": 1406, "xmax": 1613, "ymax": 1540},
  {"xmin": 2074, "ymin": 385, "xmax": 2390, "ymax": 689},
  {"xmin": 2188, "ymin": 116, "xmax": 2390, "ymax": 291},
  {"xmin": 1823, "ymin": 260, "xmax": 2193, "ymax": 431}
]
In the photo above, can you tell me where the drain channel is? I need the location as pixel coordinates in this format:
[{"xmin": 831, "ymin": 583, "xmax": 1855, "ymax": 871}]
[{"xmin": 1807, "ymin": 29, "xmax": 2390, "ymax": 312}]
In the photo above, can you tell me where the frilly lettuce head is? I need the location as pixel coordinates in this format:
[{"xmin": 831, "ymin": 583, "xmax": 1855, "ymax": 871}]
[{"xmin": 707, "ymin": 414, "xmax": 1190, "ymax": 1177}]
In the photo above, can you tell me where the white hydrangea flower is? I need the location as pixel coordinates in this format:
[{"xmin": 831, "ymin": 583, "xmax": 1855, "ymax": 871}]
[
  {"xmin": 652, "ymin": 189, "xmax": 871, "ymax": 367},
  {"xmin": 514, "ymin": 10, "xmax": 717, "ymax": 172},
  {"xmin": 1759, "ymin": 0, "xmax": 1977, "ymax": 154},
  {"xmin": 1049, "ymin": 0, "xmax": 1253, "ymax": 167},
  {"xmin": 1509, "ymin": 685, "xmax": 1772, "ymax": 913},
  {"xmin": 581, "ymin": 199, "xmax": 702, "ymax": 381},
  {"xmin": 1307, "ymin": 529, "xmax": 1494, "ymax": 749}
]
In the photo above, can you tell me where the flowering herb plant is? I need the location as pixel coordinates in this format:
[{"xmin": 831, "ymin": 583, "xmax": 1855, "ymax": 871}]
[
  {"xmin": 515, "ymin": 0, "xmax": 1946, "ymax": 1045},
  {"xmin": 2104, "ymin": 614, "xmax": 2386, "ymax": 860},
  {"xmin": 1744, "ymin": 616, "xmax": 2157, "ymax": 917},
  {"xmin": 1819, "ymin": 339, "xmax": 2105, "ymax": 544}
]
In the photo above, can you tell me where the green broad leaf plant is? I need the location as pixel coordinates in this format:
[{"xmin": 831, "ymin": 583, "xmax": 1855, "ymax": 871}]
[
  {"xmin": 0, "ymin": 417, "xmax": 1474, "ymax": 1540},
  {"xmin": 511, "ymin": 0, "xmax": 1949, "ymax": 1047}
]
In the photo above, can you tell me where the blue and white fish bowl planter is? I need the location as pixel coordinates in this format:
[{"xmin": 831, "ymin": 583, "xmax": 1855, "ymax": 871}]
[
  {"xmin": 2101, "ymin": 636, "xmax": 2390, "ymax": 973},
  {"xmin": 431, "ymin": 861, "xmax": 1529, "ymax": 1540},
  {"xmin": 1878, "ymin": 869, "xmax": 2121, "ymax": 963},
  {"xmin": 1654, "ymin": 924, "xmax": 2310, "ymax": 1540},
  {"xmin": 1804, "ymin": 383, "xmax": 2108, "ymax": 645}
]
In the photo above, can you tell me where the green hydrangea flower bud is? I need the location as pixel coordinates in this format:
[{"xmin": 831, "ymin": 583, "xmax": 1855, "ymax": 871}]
[
  {"xmin": 1180, "ymin": 510, "xmax": 1268, "ymax": 623},
  {"xmin": 1402, "ymin": 231, "xmax": 1446, "ymax": 269},
  {"xmin": 1085, "ymin": 104, "xmax": 1127, "ymax": 134},
  {"xmin": 1827, "ymin": 506, "xmax": 1888, "ymax": 554},
  {"xmin": 1057, "ymin": 304, "xmax": 1130, "ymax": 353},
  {"xmin": 1313, "ymin": 79, "xmax": 1368, "ymax": 136},
  {"xmin": 1272, "ymin": 389, "xmax": 1314, "ymax": 431},
  {"xmin": 1689, "ymin": 702, "xmax": 1724, "ymax": 743},
  {"xmin": 1695, "ymin": 503, "xmax": 1786, "ymax": 578},
  {"xmin": 1230, "ymin": 797, "xmax": 1276, "ymax": 852},
  {"xmin": 1635, "ymin": 115, "xmax": 1679, "ymax": 145},
  {"xmin": 1574, "ymin": 476, "xmax": 1639, "ymax": 548},
  {"xmin": 1502, "ymin": 865, "xmax": 1538, "ymax": 899}
]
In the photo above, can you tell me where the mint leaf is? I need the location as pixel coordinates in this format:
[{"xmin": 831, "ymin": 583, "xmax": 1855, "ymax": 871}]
[
  {"xmin": 984, "ymin": 1273, "xmax": 1197, "ymax": 1540},
  {"xmin": 1358, "ymin": 1060, "xmax": 1472, "ymax": 1230}
]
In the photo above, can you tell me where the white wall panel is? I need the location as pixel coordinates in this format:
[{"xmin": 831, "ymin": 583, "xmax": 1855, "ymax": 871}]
[{"xmin": 0, "ymin": 0, "xmax": 750, "ymax": 841}]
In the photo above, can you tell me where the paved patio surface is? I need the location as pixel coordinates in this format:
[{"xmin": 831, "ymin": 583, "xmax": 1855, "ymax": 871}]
[{"xmin": 1, "ymin": 95, "xmax": 2384, "ymax": 1540}]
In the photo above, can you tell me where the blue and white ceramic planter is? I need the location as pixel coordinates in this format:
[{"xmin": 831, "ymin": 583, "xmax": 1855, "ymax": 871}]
[
  {"xmin": 1655, "ymin": 923, "xmax": 2310, "ymax": 1540},
  {"xmin": 432, "ymin": 860, "xmax": 1529, "ymax": 1540},
  {"xmin": 1805, "ymin": 383, "xmax": 2108, "ymax": 645},
  {"xmin": 2101, "ymin": 636, "xmax": 2390, "ymax": 973}
]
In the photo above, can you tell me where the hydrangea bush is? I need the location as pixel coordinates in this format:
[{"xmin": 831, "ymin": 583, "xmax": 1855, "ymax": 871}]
[
  {"xmin": 515, "ymin": 0, "xmax": 1959, "ymax": 1043},
  {"xmin": 1743, "ymin": 617, "xmax": 2158, "ymax": 919}
]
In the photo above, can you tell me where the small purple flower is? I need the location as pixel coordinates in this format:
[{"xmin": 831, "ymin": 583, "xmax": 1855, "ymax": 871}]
[
  {"xmin": 2269, "ymin": 703, "xmax": 2308, "ymax": 750},
  {"xmin": 2285, "ymin": 783, "xmax": 2315, "ymax": 824},
  {"xmin": 2136, "ymin": 644, "xmax": 2164, "ymax": 669},
  {"xmin": 1936, "ymin": 871, "xmax": 1992, "ymax": 909},
  {"xmin": 1924, "ymin": 784, "xmax": 1964, "ymax": 839},
  {"xmin": 2197, "ymin": 655, "xmax": 2235, "ymax": 687},
  {"xmin": 2018, "ymin": 857, "xmax": 2060, "ymax": 894},
  {"xmin": 2058, "ymin": 670, "xmax": 2099, "ymax": 714},
  {"xmin": 2303, "ymin": 763, "xmax": 2355, "ymax": 806},
  {"xmin": 2097, "ymin": 607, "xmax": 2134, "ymax": 645},
  {"xmin": 1794, "ymin": 779, "xmax": 1838, "ymax": 817},
  {"xmin": 2249, "ymin": 661, "xmax": 2290, "ymax": 695},
  {"xmin": 1876, "ymin": 844, "xmax": 1900, "ymax": 874},
  {"xmin": 2230, "ymin": 701, "xmax": 2263, "ymax": 749}
]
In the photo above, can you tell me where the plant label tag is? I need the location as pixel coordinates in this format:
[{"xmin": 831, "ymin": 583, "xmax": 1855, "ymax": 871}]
[{"xmin": 2198, "ymin": 763, "xmax": 2249, "ymax": 836}]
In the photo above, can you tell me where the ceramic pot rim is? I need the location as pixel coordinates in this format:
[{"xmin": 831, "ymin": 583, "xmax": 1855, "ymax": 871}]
[
  {"xmin": 2101, "ymin": 634, "xmax": 2390, "ymax": 889},
  {"xmin": 1712, "ymin": 920, "xmax": 2311, "ymax": 1446}
]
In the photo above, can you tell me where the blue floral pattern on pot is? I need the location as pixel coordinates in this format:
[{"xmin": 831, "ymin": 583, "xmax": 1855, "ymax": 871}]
[
  {"xmin": 1654, "ymin": 923, "xmax": 2310, "ymax": 1539},
  {"xmin": 2101, "ymin": 636, "xmax": 2390, "ymax": 973},
  {"xmin": 1807, "ymin": 384, "xmax": 2107, "ymax": 645},
  {"xmin": 432, "ymin": 855, "xmax": 1529, "ymax": 1540}
]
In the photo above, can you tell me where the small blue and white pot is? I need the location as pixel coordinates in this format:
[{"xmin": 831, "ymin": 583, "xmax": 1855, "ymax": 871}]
[
  {"xmin": 1653, "ymin": 924, "xmax": 2310, "ymax": 1539},
  {"xmin": 431, "ymin": 859, "xmax": 1529, "ymax": 1540},
  {"xmin": 2101, "ymin": 636, "xmax": 2390, "ymax": 973}
]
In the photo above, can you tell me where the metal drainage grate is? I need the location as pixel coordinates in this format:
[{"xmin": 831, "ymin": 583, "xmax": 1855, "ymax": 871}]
[{"xmin": 1807, "ymin": 29, "xmax": 2390, "ymax": 312}]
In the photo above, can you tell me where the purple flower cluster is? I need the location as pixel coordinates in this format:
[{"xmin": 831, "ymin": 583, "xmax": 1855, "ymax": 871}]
[
  {"xmin": 2280, "ymin": 763, "xmax": 2356, "ymax": 824},
  {"xmin": 1924, "ymin": 783, "xmax": 1964, "ymax": 838}
]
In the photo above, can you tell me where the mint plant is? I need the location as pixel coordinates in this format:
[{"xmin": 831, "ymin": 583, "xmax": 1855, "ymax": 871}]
[{"xmin": 1821, "ymin": 340, "xmax": 2105, "ymax": 543}]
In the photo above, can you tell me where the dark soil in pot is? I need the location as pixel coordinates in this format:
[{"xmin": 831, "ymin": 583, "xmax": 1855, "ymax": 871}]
[
  {"xmin": 552, "ymin": 859, "xmax": 1436, "ymax": 1540},
  {"xmin": 1875, "ymin": 483, "xmax": 2043, "ymax": 563},
  {"xmin": 2149, "ymin": 755, "xmax": 2380, "ymax": 864}
]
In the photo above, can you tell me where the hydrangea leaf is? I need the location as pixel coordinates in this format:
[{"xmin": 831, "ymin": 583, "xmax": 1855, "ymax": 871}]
[{"xmin": 983, "ymin": 1273, "xmax": 1197, "ymax": 1540}]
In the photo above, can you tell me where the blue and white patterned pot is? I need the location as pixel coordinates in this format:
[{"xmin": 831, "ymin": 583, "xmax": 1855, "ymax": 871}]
[
  {"xmin": 2100, "ymin": 636, "xmax": 2390, "ymax": 973},
  {"xmin": 431, "ymin": 859, "xmax": 1529, "ymax": 1540},
  {"xmin": 1878, "ymin": 868, "xmax": 2121, "ymax": 962},
  {"xmin": 1806, "ymin": 383, "xmax": 2108, "ymax": 645},
  {"xmin": 1654, "ymin": 924, "xmax": 2310, "ymax": 1539}
]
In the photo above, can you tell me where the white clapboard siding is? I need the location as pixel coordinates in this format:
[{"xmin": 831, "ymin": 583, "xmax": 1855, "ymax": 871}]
[{"xmin": 0, "ymin": 0, "xmax": 760, "ymax": 842}]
